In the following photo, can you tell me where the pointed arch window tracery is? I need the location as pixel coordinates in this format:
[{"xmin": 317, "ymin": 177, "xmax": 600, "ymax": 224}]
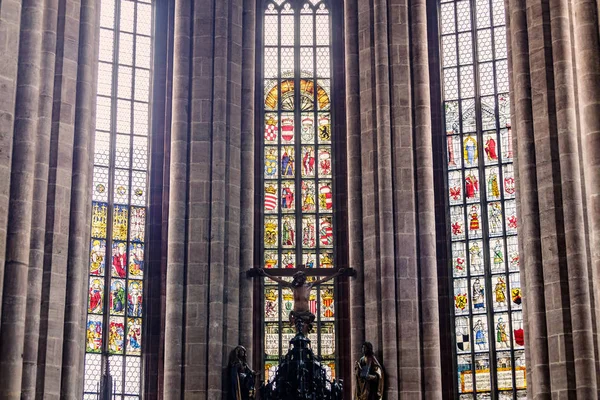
[
  {"xmin": 83, "ymin": 0, "xmax": 153, "ymax": 398},
  {"xmin": 259, "ymin": 0, "xmax": 338, "ymax": 383},
  {"xmin": 438, "ymin": 0, "xmax": 526, "ymax": 398}
]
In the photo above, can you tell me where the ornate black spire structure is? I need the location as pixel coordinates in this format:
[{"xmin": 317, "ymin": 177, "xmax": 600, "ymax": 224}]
[{"xmin": 259, "ymin": 318, "xmax": 343, "ymax": 400}]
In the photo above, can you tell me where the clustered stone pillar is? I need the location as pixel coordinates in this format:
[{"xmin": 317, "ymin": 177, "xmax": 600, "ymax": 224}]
[
  {"xmin": 161, "ymin": 0, "xmax": 255, "ymax": 398},
  {"xmin": 506, "ymin": 0, "xmax": 600, "ymax": 397},
  {"xmin": 0, "ymin": 0, "xmax": 100, "ymax": 399},
  {"xmin": 344, "ymin": 0, "xmax": 443, "ymax": 398}
]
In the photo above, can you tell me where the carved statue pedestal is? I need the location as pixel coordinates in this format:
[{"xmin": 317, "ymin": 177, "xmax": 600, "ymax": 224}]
[
  {"xmin": 290, "ymin": 310, "xmax": 315, "ymax": 335},
  {"xmin": 259, "ymin": 312, "xmax": 343, "ymax": 400}
]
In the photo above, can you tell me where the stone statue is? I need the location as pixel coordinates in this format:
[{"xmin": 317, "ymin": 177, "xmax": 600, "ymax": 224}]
[
  {"xmin": 257, "ymin": 268, "xmax": 346, "ymax": 333},
  {"xmin": 228, "ymin": 346, "xmax": 258, "ymax": 400},
  {"xmin": 355, "ymin": 342, "xmax": 384, "ymax": 400}
]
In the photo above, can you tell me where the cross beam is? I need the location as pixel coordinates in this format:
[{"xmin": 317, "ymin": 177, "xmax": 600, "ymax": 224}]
[{"xmin": 246, "ymin": 267, "xmax": 356, "ymax": 278}]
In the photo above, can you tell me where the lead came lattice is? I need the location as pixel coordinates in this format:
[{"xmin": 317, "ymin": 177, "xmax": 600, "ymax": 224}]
[
  {"xmin": 439, "ymin": 0, "xmax": 526, "ymax": 398},
  {"xmin": 260, "ymin": 0, "xmax": 337, "ymax": 384},
  {"xmin": 83, "ymin": 1, "xmax": 152, "ymax": 399}
]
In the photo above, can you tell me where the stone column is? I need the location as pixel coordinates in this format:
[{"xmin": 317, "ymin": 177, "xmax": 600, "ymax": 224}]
[
  {"xmin": 411, "ymin": 0, "xmax": 443, "ymax": 397},
  {"xmin": 343, "ymin": 0, "xmax": 366, "ymax": 382},
  {"xmin": 239, "ymin": 0, "xmax": 256, "ymax": 363},
  {"xmin": 0, "ymin": 0, "xmax": 22, "ymax": 322},
  {"xmin": 0, "ymin": 0, "xmax": 44, "ymax": 394},
  {"xmin": 0, "ymin": 0, "xmax": 100, "ymax": 399},
  {"xmin": 161, "ymin": 0, "xmax": 255, "ymax": 398},
  {"xmin": 162, "ymin": 0, "xmax": 191, "ymax": 396},
  {"xmin": 21, "ymin": 0, "xmax": 59, "ymax": 396},
  {"xmin": 506, "ymin": 0, "xmax": 600, "ymax": 397},
  {"xmin": 572, "ymin": 2, "xmax": 600, "ymax": 396},
  {"xmin": 344, "ymin": 0, "xmax": 443, "ymax": 397},
  {"xmin": 144, "ymin": 1, "xmax": 174, "ymax": 398}
]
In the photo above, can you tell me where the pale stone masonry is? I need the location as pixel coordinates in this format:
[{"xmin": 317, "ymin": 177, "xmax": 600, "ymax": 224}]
[
  {"xmin": 506, "ymin": 0, "xmax": 600, "ymax": 397},
  {"xmin": 344, "ymin": 0, "xmax": 443, "ymax": 398},
  {"xmin": 0, "ymin": 1, "xmax": 99, "ymax": 399}
]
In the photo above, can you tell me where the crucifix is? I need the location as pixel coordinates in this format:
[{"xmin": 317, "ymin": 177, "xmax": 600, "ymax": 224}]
[{"xmin": 248, "ymin": 266, "xmax": 355, "ymax": 334}]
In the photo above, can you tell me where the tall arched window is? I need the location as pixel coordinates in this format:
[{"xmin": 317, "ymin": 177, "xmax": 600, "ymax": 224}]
[
  {"xmin": 259, "ymin": 0, "xmax": 337, "ymax": 382},
  {"xmin": 83, "ymin": 0, "xmax": 153, "ymax": 398},
  {"xmin": 438, "ymin": 0, "xmax": 526, "ymax": 398}
]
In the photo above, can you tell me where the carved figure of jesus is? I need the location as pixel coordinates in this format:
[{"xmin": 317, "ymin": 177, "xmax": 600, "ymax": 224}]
[{"xmin": 258, "ymin": 268, "xmax": 346, "ymax": 333}]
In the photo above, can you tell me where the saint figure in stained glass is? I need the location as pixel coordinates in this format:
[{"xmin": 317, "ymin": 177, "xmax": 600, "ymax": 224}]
[
  {"xmin": 112, "ymin": 242, "xmax": 127, "ymax": 278},
  {"xmin": 109, "ymin": 321, "xmax": 125, "ymax": 353},
  {"xmin": 281, "ymin": 147, "xmax": 294, "ymax": 176},
  {"xmin": 463, "ymin": 135, "xmax": 477, "ymax": 166},
  {"xmin": 86, "ymin": 319, "xmax": 103, "ymax": 353},
  {"xmin": 496, "ymin": 318, "xmax": 510, "ymax": 349},
  {"xmin": 493, "ymin": 240, "xmax": 504, "ymax": 267},
  {"xmin": 494, "ymin": 277, "xmax": 506, "ymax": 305},
  {"xmin": 472, "ymin": 279, "xmax": 485, "ymax": 310},
  {"xmin": 90, "ymin": 240, "xmax": 106, "ymax": 275},
  {"xmin": 110, "ymin": 280, "xmax": 126, "ymax": 315},
  {"xmin": 485, "ymin": 136, "xmax": 498, "ymax": 161},
  {"xmin": 465, "ymin": 173, "xmax": 478, "ymax": 199},
  {"xmin": 488, "ymin": 171, "xmax": 500, "ymax": 198},
  {"xmin": 282, "ymin": 218, "xmax": 295, "ymax": 247},
  {"xmin": 302, "ymin": 147, "xmax": 316, "ymax": 176},
  {"xmin": 88, "ymin": 278, "xmax": 104, "ymax": 313},
  {"xmin": 474, "ymin": 320, "xmax": 487, "ymax": 350},
  {"xmin": 128, "ymin": 281, "xmax": 143, "ymax": 317},
  {"xmin": 127, "ymin": 318, "xmax": 142, "ymax": 355},
  {"xmin": 469, "ymin": 242, "xmax": 483, "ymax": 274},
  {"xmin": 281, "ymin": 181, "xmax": 294, "ymax": 210},
  {"xmin": 129, "ymin": 243, "xmax": 145, "ymax": 277}
]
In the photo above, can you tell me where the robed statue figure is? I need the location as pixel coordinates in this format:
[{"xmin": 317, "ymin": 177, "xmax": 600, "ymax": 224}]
[
  {"xmin": 229, "ymin": 346, "xmax": 258, "ymax": 400},
  {"xmin": 355, "ymin": 342, "xmax": 384, "ymax": 400}
]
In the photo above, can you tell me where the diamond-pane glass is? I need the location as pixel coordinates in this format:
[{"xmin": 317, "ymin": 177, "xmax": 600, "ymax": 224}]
[
  {"xmin": 439, "ymin": 0, "xmax": 526, "ymax": 396},
  {"xmin": 84, "ymin": 1, "xmax": 152, "ymax": 399}
]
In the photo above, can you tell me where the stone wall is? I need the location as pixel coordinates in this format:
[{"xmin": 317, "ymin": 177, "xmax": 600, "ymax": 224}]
[
  {"xmin": 145, "ymin": 1, "xmax": 257, "ymax": 399},
  {"xmin": 0, "ymin": 1, "xmax": 100, "ymax": 399},
  {"xmin": 344, "ymin": 0, "xmax": 443, "ymax": 398},
  {"xmin": 505, "ymin": 0, "xmax": 600, "ymax": 397},
  {"xmin": 1, "ymin": 1, "xmax": 600, "ymax": 399}
]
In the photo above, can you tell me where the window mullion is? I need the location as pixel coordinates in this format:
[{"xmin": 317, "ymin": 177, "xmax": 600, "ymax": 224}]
[
  {"xmin": 102, "ymin": 0, "xmax": 122, "ymax": 389},
  {"xmin": 294, "ymin": 2, "xmax": 302, "ymax": 272}
]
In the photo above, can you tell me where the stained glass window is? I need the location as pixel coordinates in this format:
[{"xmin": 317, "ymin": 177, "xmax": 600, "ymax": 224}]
[
  {"xmin": 84, "ymin": 0, "xmax": 152, "ymax": 398},
  {"xmin": 261, "ymin": 0, "xmax": 336, "ymax": 383},
  {"xmin": 439, "ymin": 0, "xmax": 526, "ymax": 398}
]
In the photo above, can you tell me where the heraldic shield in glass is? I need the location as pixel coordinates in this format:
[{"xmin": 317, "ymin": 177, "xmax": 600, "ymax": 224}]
[
  {"xmin": 84, "ymin": 0, "xmax": 152, "ymax": 398},
  {"xmin": 261, "ymin": 0, "xmax": 338, "ymax": 385},
  {"xmin": 440, "ymin": 0, "xmax": 526, "ymax": 398}
]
